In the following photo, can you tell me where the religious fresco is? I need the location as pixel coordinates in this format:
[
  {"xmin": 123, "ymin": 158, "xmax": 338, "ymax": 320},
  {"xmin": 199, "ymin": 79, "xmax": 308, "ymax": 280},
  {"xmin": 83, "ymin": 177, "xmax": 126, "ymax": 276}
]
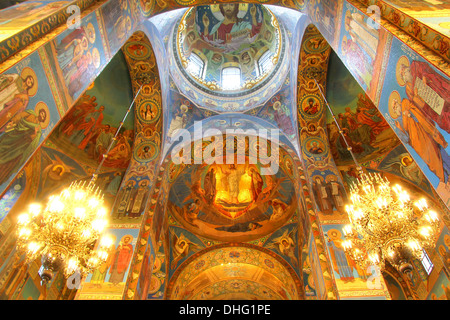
[
  {"xmin": 0, "ymin": 0, "xmax": 98, "ymax": 64},
  {"xmin": 326, "ymin": 51, "xmax": 399, "ymax": 167},
  {"xmin": 250, "ymin": 74, "xmax": 297, "ymax": 141},
  {"xmin": 382, "ymin": 0, "xmax": 450, "ymax": 37},
  {"xmin": 295, "ymin": 24, "xmax": 341, "ymax": 299},
  {"xmin": 0, "ymin": 170, "xmax": 26, "ymax": 225},
  {"xmin": 146, "ymin": 243, "xmax": 166, "ymax": 299},
  {"xmin": 379, "ymin": 37, "xmax": 450, "ymax": 208},
  {"xmin": 104, "ymin": 30, "xmax": 165, "ymax": 299},
  {"xmin": 37, "ymin": 146, "xmax": 87, "ymax": 199},
  {"xmin": 169, "ymin": 226, "xmax": 205, "ymax": 273},
  {"xmin": 77, "ymin": 228, "xmax": 139, "ymax": 300},
  {"xmin": 322, "ymin": 223, "xmax": 389, "ymax": 298},
  {"xmin": 48, "ymin": 11, "xmax": 107, "ymax": 103},
  {"xmin": 307, "ymin": 0, "xmax": 342, "ymax": 45},
  {"xmin": 0, "ymin": 0, "xmax": 69, "ymax": 42},
  {"xmin": 169, "ymin": 3, "xmax": 290, "ymax": 113},
  {"xmin": 181, "ymin": 4, "xmax": 278, "ymax": 85},
  {"xmin": 302, "ymin": 232, "xmax": 327, "ymax": 299},
  {"xmin": 110, "ymin": 174, "xmax": 151, "ymax": 223},
  {"xmin": 296, "ymin": 34, "xmax": 351, "ymax": 222},
  {"xmin": 47, "ymin": 50, "xmax": 134, "ymax": 171},
  {"xmin": 166, "ymin": 138, "xmax": 297, "ymax": 242},
  {"xmin": 264, "ymin": 223, "xmax": 300, "ymax": 273},
  {"xmin": 166, "ymin": 244, "xmax": 302, "ymax": 300},
  {"xmin": 436, "ymin": 227, "xmax": 450, "ymax": 276},
  {"xmin": 164, "ymin": 82, "xmax": 215, "ymax": 146},
  {"xmin": 355, "ymin": 0, "xmax": 450, "ymax": 71},
  {"xmin": 99, "ymin": 0, "xmax": 134, "ymax": 55},
  {"xmin": 0, "ymin": 51, "xmax": 60, "ymax": 197},
  {"xmin": 377, "ymin": 144, "xmax": 434, "ymax": 196},
  {"xmin": 0, "ymin": 0, "xmax": 448, "ymax": 301},
  {"xmin": 427, "ymin": 270, "xmax": 450, "ymax": 300},
  {"xmin": 337, "ymin": 3, "xmax": 392, "ymax": 101}
]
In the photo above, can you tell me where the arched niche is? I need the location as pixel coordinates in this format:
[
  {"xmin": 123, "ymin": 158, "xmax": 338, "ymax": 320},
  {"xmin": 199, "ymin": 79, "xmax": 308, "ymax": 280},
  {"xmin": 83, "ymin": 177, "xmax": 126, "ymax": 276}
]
[{"xmin": 166, "ymin": 243, "xmax": 304, "ymax": 300}]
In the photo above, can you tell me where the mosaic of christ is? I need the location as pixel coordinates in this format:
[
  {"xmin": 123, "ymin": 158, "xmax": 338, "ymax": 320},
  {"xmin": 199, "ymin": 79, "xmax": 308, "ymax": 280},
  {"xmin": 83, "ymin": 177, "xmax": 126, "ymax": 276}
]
[{"xmin": 167, "ymin": 149, "xmax": 297, "ymax": 242}]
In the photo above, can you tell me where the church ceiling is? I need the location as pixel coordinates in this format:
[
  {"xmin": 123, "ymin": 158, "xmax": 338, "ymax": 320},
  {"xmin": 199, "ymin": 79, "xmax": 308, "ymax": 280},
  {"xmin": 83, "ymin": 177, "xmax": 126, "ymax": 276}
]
[
  {"xmin": 166, "ymin": 244, "xmax": 303, "ymax": 300},
  {"xmin": 169, "ymin": 3, "xmax": 290, "ymax": 113},
  {"xmin": 0, "ymin": 0, "xmax": 449, "ymax": 302}
]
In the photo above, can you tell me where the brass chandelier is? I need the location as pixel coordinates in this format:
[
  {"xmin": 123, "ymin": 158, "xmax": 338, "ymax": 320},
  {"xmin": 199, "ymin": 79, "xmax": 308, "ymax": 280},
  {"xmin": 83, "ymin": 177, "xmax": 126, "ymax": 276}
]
[
  {"xmin": 342, "ymin": 174, "xmax": 439, "ymax": 274},
  {"xmin": 15, "ymin": 86, "xmax": 142, "ymax": 285},
  {"xmin": 16, "ymin": 181, "xmax": 112, "ymax": 284},
  {"xmin": 315, "ymin": 80, "xmax": 440, "ymax": 275}
]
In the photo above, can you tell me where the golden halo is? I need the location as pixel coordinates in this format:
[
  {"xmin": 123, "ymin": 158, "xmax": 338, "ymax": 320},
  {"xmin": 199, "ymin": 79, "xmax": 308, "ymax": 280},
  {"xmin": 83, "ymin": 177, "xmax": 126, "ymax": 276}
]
[
  {"xmin": 312, "ymin": 175, "xmax": 324, "ymax": 182},
  {"xmin": 439, "ymin": 245, "xmax": 446, "ymax": 256},
  {"xmin": 148, "ymin": 275, "xmax": 161, "ymax": 294},
  {"xmin": 273, "ymin": 101, "xmax": 281, "ymax": 110},
  {"xmin": 85, "ymin": 22, "xmax": 96, "ymax": 43},
  {"xmin": 125, "ymin": 179, "xmax": 137, "ymax": 187},
  {"xmin": 34, "ymin": 101, "xmax": 50, "ymax": 129},
  {"xmin": 52, "ymin": 165, "xmax": 65, "ymax": 173},
  {"xmin": 444, "ymin": 234, "xmax": 450, "ymax": 247},
  {"xmin": 86, "ymin": 51, "xmax": 92, "ymax": 63},
  {"xmin": 91, "ymin": 47, "xmax": 101, "ymax": 69},
  {"xmin": 86, "ymin": 81, "xmax": 95, "ymax": 90},
  {"xmin": 81, "ymin": 36, "xmax": 89, "ymax": 50},
  {"xmin": 388, "ymin": 90, "xmax": 402, "ymax": 120},
  {"xmin": 401, "ymin": 155, "xmax": 412, "ymax": 166},
  {"xmin": 395, "ymin": 55, "xmax": 410, "ymax": 87},
  {"xmin": 121, "ymin": 234, "xmax": 134, "ymax": 243},
  {"xmin": 180, "ymin": 104, "xmax": 189, "ymax": 113},
  {"xmin": 138, "ymin": 179, "xmax": 149, "ymax": 186},
  {"xmin": 20, "ymin": 67, "xmax": 38, "ymax": 97},
  {"xmin": 327, "ymin": 229, "xmax": 342, "ymax": 239}
]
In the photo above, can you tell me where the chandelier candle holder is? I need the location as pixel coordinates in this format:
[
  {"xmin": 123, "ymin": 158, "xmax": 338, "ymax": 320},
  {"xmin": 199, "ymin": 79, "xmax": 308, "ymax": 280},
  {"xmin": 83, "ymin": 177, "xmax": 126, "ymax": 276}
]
[
  {"xmin": 342, "ymin": 175, "xmax": 440, "ymax": 275},
  {"xmin": 15, "ymin": 86, "xmax": 143, "ymax": 286},
  {"xmin": 16, "ymin": 181, "xmax": 113, "ymax": 285},
  {"xmin": 314, "ymin": 79, "xmax": 440, "ymax": 276}
]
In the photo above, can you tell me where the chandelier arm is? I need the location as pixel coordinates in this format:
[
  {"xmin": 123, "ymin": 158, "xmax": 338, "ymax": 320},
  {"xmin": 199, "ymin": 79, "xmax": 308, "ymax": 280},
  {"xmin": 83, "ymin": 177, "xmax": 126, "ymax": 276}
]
[
  {"xmin": 89, "ymin": 85, "xmax": 143, "ymax": 186},
  {"xmin": 17, "ymin": 86, "xmax": 145, "ymax": 285},
  {"xmin": 313, "ymin": 79, "xmax": 363, "ymax": 175}
]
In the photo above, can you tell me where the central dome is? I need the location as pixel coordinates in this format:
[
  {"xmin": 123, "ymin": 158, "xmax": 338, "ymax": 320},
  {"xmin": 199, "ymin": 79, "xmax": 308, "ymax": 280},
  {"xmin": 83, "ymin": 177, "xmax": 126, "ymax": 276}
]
[{"xmin": 169, "ymin": 3, "xmax": 288, "ymax": 112}]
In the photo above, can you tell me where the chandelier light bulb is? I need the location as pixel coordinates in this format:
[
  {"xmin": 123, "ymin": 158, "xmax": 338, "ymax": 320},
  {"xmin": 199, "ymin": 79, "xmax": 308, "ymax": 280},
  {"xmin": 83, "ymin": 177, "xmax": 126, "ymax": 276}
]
[
  {"xmin": 414, "ymin": 198, "xmax": 428, "ymax": 211},
  {"xmin": 99, "ymin": 236, "xmax": 113, "ymax": 248},
  {"xmin": 16, "ymin": 181, "xmax": 111, "ymax": 285},
  {"xmin": 343, "ymin": 171, "xmax": 440, "ymax": 274},
  {"xmin": 17, "ymin": 213, "xmax": 30, "ymax": 225},
  {"xmin": 342, "ymin": 225, "xmax": 353, "ymax": 236},
  {"xmin": 96, "ymin": 207, "xmax": 107, "ymax": 218},
  {"xmin": 74, "ymin": 207, "xmax": 86, "ymax": 220},
  {"xmin": 426, "ymin": 210, "xmax": 438, "ymax": 222},
  {"xmin": 49, "ymin": 198, "xmax": 64, "ymax": 213},
  {"xmin": 28, "ymin": 203, "xmax": 42, "ymax": 216}
]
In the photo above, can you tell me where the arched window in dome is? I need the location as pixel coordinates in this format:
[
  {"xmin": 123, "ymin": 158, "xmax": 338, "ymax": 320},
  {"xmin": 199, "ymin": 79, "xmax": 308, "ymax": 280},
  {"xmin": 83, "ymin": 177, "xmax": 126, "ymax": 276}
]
[
  {"xmin": 187, "ymin": 52, "xmax": 205, "ymax": 79},
  {"xmin": 420, "ymin": 248, "xmax": 434, "ymax": 275},
  {"xmin": 221, "ymin": 66, "xmax": 241, "ymax": 90},
  {"xmin": 257, "ymin": 49, "xmax": 273, "ymax": 77}
]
